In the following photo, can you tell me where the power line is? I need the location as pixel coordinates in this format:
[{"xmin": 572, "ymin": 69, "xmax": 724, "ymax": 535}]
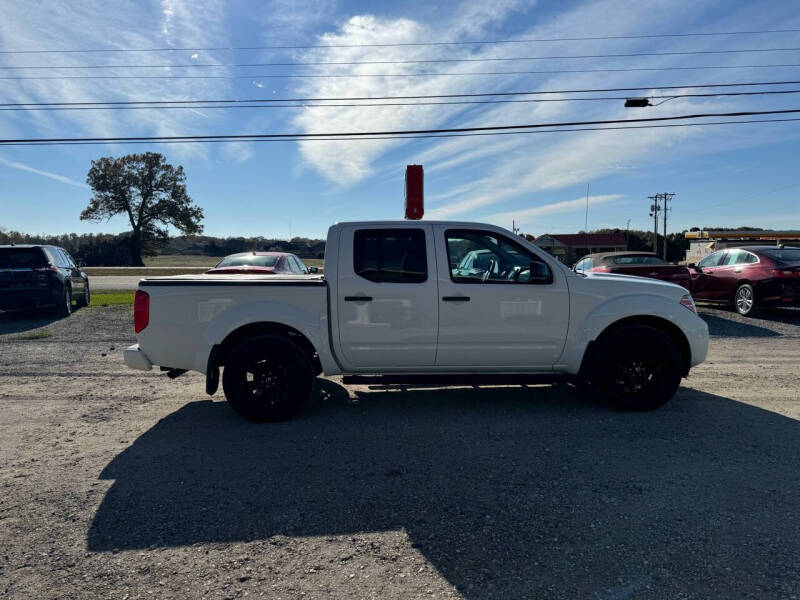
[
  {"xmin": 3, "ymin": 117, "xmax": 798, "ymax": 146},
  {"xmin": 2, "ymin": 108, "xmax": 799, "ymax": 145},
  {"xmin": 6, "ymin": 47, "xmax": 800, "ymax": 70},
  {"xmin": 4, "ymin": 89, "xmax": 800, "ymax": 112},
  {"xmin": 5, "ymin": 63, "xmax": 800, "ymax": 80},
  {"xmin": 5, "ymin": 79, "xmax": 800, "ymax": 107},
  {"xmin": 2, "ymin": 28, "xmax": 799, "ymax": 54}
]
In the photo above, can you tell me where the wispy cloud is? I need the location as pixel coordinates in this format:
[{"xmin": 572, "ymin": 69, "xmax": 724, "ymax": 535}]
[
  {"xmin": 479, "ymin": 194, "xmax": 624, "ymax": 227},
  {"xmin": 0, "ymin": 0, "xmax": 232, "ymax": 159},
  {"xmin": 284, "ymin": 0, "xmax": 800, "ymax": 221},
  {"xmin": 0, "ymin": 156, "xmax": 89, "ymax": 189}
]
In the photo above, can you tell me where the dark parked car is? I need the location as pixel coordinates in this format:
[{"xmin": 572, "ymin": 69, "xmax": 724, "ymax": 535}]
[
  {"xmin": 0, "ymin": 245, "xmax": 89, "ymax": 316},
  {"xmin": 688, "ymin": 246, "xmax": 800, "ymax": 315},
  {"xmin": 573, "ymin": 251, "xmax": 691, "ymax": 289},
  {"xmin": 205, "ymin": 252, "xmax": 317, "ymax": 275}
]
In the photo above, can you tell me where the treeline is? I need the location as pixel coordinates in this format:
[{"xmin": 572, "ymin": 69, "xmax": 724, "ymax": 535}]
[
  {"xmin": 164, "ymin": 235, "xmax": 326, "ymax": 259},
  {"xmin": 0, "ymin": 228, "xmax": 326, "ymax": 266},
  {"xmin": 594, "ymin": 228, "xmax": 689, "ymax": 263},
  {"xmin": 0, "ymin": 229, "xmax": 138, "ymax": 266}
]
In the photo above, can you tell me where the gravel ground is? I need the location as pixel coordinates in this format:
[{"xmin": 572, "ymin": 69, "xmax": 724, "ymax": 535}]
[{"xmin": 1, "ymin": 304, "xmax": 799, "ymax": 599}]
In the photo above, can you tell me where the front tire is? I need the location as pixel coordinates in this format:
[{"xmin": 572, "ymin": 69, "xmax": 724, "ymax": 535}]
[
  {"xmin": 79, "ymin": 283, "xmax": 90, "ymax": 307},
  {"xmin": 222, "ymin": 335, "xmax": 314, "ymax": 422},
  {"xmin": 595, "ymin": 324, "xmax": 683, "ymax": 411},
  {"xmin": 734, "ymin": 283, "xmax": 757, "ymax": 316}
]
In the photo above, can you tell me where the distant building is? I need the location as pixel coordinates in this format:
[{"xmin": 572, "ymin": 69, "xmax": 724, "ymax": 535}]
[
  {"xmin": 534, "ymin": 232, "xmax": 627, "ymax": 265},
  {"xmin": 684, "ymin": 230, "xmax": 800, "ymax": 263}
]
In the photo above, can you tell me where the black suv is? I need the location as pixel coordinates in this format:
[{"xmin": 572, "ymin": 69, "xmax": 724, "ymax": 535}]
[{"xmin": 0, "ymin": 245, "xmax": 89, "ymax": 316}]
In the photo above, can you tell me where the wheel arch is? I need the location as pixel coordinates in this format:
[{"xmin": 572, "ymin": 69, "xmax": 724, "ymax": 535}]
[
  {"xmin": 214, "ymin": 321, "xmax": 320, "ymax": 374},
  {"xmin": 579, "ymin": 315, "xmax": 692, "ymax": 378}
]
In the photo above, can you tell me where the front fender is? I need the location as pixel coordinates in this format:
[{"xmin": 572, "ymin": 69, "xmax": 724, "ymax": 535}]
[{"xmin": 559, "ymin": 293, "xmax": 701, "ymax": 374}]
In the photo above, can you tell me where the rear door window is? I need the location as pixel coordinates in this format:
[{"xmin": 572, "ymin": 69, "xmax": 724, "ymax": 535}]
[
  {"xmin": 51, "ymin": 248, "xmax": 69, "ymax": 268},
  {"xmin": 353, "ymin": 229, "xmax": 427, "ymax": 283}
]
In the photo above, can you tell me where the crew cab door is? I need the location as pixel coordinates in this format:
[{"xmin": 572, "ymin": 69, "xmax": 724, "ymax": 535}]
[
  {"xmin": 336, "ymin": 225, "xmax": 438, "ymax": 369},
  {"xmin": 434, "ymin": 226, "xmax": 569, "ymax": 369}
]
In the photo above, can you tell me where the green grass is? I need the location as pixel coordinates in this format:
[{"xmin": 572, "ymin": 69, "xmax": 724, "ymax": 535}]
[
  {"xmin": 17, "ymin": 330, "xmax": 52, "ymax": 340},
  {"xmin": 304, "ymin": 258, "xmax": 325, "ymax": 269},
  {"xmin": 90, "ymin": 290, "xmax": 136, "ymax": 306}
]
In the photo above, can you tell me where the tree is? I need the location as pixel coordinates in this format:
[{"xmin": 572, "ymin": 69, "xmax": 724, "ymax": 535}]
[{"xmin": 81, "ymin": 152, "xmax": 203, "ymax": 266}]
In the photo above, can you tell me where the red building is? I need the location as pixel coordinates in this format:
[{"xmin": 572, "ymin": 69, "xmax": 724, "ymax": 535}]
[{"xmin": 534, "ymin": 233, "xmax": 627, "ymax": 265}]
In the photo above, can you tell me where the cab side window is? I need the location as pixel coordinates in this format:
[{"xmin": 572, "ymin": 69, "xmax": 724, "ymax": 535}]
[
  {"xmin": 446, "ymin": 229, "xmax": 551, "ymax": 284},
  {"xmin": 353, "ymin": 229, "xmax": 427, "ymax": 283}
]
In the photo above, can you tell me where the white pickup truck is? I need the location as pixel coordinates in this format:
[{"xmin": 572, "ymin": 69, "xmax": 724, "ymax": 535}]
[{"xmin": 124, "ymin": 221, "xmax": 708, "ymax": 421}]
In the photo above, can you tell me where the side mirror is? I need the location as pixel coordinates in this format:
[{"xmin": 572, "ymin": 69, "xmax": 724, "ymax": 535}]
[
  {"xmin": 688, "ymin": 263, "xmax": 701, "ymax": 272},
  {"xmin": 529, "ymin": 261, "xmax": 552, "ymax": 284},
  {"xmin": 77, "ymin": 259, "xmax": 85, "ymax": 268},
  {"xmin": 308, "ymin": 266, "xmax": 319, "ymax": 274}
]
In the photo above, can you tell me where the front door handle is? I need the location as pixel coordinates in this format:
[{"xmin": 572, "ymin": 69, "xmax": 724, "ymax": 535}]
[
  {"xmin": 442, "ymin": 296, "xmax": 470, "ymax": 302},
  {"xmin": 344, "ymin": 295, "xmax": 372, "ymax": 302}
]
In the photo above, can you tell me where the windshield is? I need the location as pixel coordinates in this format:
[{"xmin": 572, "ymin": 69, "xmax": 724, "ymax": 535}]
[
  {"xmin": 215, "ymin": 255, "xmax": 280, "ymax": 268},
  {"xmin": 611, "ymin": 255, "xmax": 666, "ymax": 265},
  {"xmin": 0, "ymin": 248, "xmax": 48, "ymax": 268},
  {"xmin": 758, "ymin": 247, "xmax": 800, "ymax": 263}
]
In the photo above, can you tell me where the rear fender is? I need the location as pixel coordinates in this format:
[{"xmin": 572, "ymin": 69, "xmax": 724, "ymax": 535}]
[{"xmin": 196, "ymin": 299, "xmax": 337, "ymax": 375}]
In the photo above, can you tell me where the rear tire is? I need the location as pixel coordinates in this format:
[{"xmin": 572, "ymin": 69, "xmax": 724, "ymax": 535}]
[
  {"xmin": 222, "ymin": 334, "xmax": 315, "ymax": 422},
  {"xmin": 733, "ymin": 283, "xmax": 758, "ymax": 316},
  {"xmin": 55, "ymin": 285, "xmax": 72, "ymax": 317},
  {"xmin": 594, "ymin": 324, "xmax": 683, "ymax": 411}
]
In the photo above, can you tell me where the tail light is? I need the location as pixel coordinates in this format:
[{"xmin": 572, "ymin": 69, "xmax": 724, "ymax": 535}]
[
  {"xmin": 134, "ymin": 290, "xmax": 149, "ymax": 333},
  {"xmin": 32, "ymin": 266, "xmax": 58, "ymax": 273},
  {"xmin": 773, "ymin": 269, "xmax": 800, "ymax": 278}
]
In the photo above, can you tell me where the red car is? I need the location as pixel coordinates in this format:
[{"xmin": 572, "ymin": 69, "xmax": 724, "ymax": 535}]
[
  {"xmin": 573, "ymin": 251, "xmax": 691, "ymax": 289},
  {"xmin": 205, "ymin": 252, "xmax": 317, "ymax": 275},
  {"xmin": 688, "ymin": 246, "xmax": 800, "ymax": 315}
]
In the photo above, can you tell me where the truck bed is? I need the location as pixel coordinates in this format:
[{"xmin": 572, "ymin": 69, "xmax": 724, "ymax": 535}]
[{"xmin": 135, "ymin": 274, "xmax": 327, "ymax": 373}]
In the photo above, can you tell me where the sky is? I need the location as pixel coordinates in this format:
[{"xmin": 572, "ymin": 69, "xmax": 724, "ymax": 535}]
[{"xmin": 1, "ymin": 0, "xmax": 799, "ymax": 240}]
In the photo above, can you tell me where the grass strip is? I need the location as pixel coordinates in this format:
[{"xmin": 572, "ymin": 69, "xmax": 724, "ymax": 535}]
[{"xmin": 90, "ymin": 290, "xmax": 136, "ymax": 307}]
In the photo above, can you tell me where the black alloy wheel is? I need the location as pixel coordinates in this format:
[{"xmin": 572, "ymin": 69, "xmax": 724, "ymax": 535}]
[
  {"xmin": 597, "ymin": 324, "xmax": 683, "ymax": 411},
  {"xmin": 56, "ymin": 285, "xmax": 72, "ymax": 317},
  {"xmin": 222, "ymin": 334, "xmax": 314, "ymax": 422}
]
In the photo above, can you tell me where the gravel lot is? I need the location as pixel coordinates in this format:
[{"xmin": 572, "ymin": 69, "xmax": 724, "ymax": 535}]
[{"xmin": 1, "ymin": 304, "xmax": 799, "ymax": 599}]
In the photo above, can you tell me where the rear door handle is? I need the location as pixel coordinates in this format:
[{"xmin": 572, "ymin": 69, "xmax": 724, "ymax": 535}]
[
  {"xmin": 442, "ymin": 296, "xmax": 470, "ymax": 302},
  {"xmin": 344, "ymin": 295, "xmax": 372, "ymax": 302}
]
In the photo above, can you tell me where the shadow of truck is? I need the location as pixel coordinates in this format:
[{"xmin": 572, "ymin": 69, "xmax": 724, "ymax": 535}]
[{"xmin": 89, "ymin": 380, "xmax": 800, "ymax": 598}]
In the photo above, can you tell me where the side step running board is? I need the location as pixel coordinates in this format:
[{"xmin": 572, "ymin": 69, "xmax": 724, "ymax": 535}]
[{"xmin": 341, "ymin": 373, "xmax": 572, "ymax": 386}]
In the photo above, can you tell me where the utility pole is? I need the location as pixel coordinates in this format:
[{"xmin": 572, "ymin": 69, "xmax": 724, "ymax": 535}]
[
  {"xmin": 661, "ymin": 192, "xmax": 675, "ymax": 260},
  {"xmin": 648, "ymin": 194, "xmax": 661, "ymax": 254},
  {"xmin": 625, "ymin": 218, "xmax": 631, "ymax": 250}
]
